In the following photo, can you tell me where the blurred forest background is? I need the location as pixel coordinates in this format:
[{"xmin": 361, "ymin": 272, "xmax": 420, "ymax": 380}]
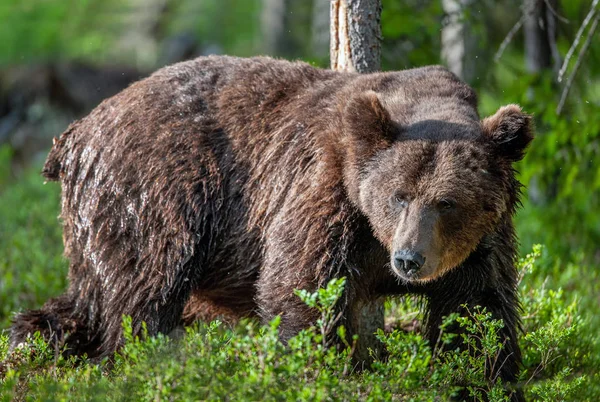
[
  {"xmin": 1, "ymin": 0, "xmax": 599, "ymax": 260},
  {"xmin": 0, "ymin": 0, "xmax": 599, "ymax": 400}
]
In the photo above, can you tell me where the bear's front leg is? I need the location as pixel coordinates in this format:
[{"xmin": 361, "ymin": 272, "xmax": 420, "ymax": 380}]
[
  {"xmin": 256, "ymin": 268, "xmax": 386, "ymax": 368},
  {"xmin": 425, "ymin": 268, "xmax": 523, "ymax": 402},
  {"xmin": 255, "ymin": 270, "xmax": 322, "ymax": 341},
  {"xmin": 346, "ymin": 298, "xmax": 385, "ymax": 365}
]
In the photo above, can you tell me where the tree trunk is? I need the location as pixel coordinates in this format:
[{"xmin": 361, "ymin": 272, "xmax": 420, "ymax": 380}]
[
  {"xmin": 262, "ymin": 0, "xmax": 290, "ymax": 56},
  {"xmin": 524, "ymin": 0, "xmax": 559, "ymax": 74},
  {"xmin": 330, "ymin": 0, "xmax": 382, "ymax": 73},
  {"xmin": 312, "ymin": 0, "xmax": 331, "ymax": 59},
  {"xmin": 523, "ymin": 0, "xmax": 559, "ymax": 204},
  {"xmin": 330, "ymin": 0, "xmax": 384, "ymax": 364},
  {"xmin": 441, "ymin": 0, "xmax": 476, "ymax": 83},
  {"xmin": 117, "ymin": 0, "xmax": 170, "ymax": 68}
]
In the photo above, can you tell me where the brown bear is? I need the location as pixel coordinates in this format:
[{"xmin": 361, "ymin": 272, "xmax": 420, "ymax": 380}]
[{"xmin": 10, "ymin": 56, "xmax": 532, "ymax": 399}]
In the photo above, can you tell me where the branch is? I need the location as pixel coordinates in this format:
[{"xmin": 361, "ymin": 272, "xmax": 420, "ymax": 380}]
[
  {"xmin": 494, "ymin": 16, "xmax": 526, "ymax": 62},
  {"xmin": 496, "ymin": 0, "xmax": 543, "ymax": 63},
  {"xmin": 543, "ymin": 0, "xmax": 569, "ymax": 23},
  {"xmin": 557, "ymin": 0, "xmax": 600, "ymax": 82},
  {"xmin": 556, "ymin": 12, "xmax": 599, "ymax": 115}
]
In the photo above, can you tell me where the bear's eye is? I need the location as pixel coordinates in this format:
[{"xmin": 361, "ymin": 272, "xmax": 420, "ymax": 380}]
[
  {"xmin": 391, "ymin": 192, "xmax": 408, "ymax": 209},
  {"xmin": 437, "ymin": 198, "xmax": 455, "ymax": 212}
]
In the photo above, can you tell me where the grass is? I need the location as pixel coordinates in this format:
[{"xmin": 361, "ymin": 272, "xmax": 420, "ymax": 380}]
[{"xmin": 0, "ymin": 149, "xmax": 598, "ymax": 401}]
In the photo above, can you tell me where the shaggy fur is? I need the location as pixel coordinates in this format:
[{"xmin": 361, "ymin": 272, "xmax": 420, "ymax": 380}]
[{"xmin": 10, "ymin": 56, "xmax": 532, "ymax": 400}]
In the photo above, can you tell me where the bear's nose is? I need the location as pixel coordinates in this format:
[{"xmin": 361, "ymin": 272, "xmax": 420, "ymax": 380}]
[{"xmin": 393, "ymin": 250, "xmax": 425, "ymax": 274}]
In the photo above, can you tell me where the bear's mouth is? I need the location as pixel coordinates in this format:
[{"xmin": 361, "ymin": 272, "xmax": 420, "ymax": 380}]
[
  {"xmin": 390, "ymin": 262, "xmax": 424, "ymax": 281},
  {"xmin": 389, "ymin": 256, "xmax": 440, "ymax": 282}
]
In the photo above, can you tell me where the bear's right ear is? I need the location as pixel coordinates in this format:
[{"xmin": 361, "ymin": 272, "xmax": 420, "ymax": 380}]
[{"xmin": 342, "ymin": 91, "xmax": 393, "ymax": 163}]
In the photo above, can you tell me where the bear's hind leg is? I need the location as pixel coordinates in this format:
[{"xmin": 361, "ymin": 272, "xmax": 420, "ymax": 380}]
[
  {"xmin": 10, "ymin": 293, "xmax": 101, "ymax": 358},
  {"xmin": 94, "ymin": 266, "xmax": 197, "ymax": 357}
]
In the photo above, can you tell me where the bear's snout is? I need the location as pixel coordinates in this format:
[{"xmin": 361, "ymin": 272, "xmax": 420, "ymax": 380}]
[{"xmin": 393, "ymin": 249, "xmax": 425, "ymax": 277}]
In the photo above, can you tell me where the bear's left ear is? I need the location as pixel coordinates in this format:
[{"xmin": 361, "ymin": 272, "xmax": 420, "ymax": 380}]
[{"xmin": 482, "ymin": 104, "xmax": 534, "ymax": 162}]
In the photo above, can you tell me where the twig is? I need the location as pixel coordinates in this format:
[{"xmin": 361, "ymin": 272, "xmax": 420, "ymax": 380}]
[
  {"xmin": 495, "ymin": 16, "xmax": 526, "ymax": 62},
  {"xmin": 543, "ymin": 0, "xmax": 569, "ymax": 23},
  {"xmin": 496, "ymin": 0, "xmax": 540, "ymax": 62},
  {"xmin": 558, "ymin": 0, "xmax": 600, "ymax": 82},
  {"xmin": 524, "ymin": 353, "xmax": 562, "ymax": 387},
  {"xmin": 556, "ymin": 13, "xmax": 599, "ymax": 115}
]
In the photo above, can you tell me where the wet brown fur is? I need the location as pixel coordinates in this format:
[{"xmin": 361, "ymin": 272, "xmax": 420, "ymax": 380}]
[{"xmin": 10, "ymin": 56, "xmax": 532, "ymax": 400}]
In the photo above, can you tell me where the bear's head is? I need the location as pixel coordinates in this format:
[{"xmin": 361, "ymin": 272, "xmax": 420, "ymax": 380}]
[{"xmin": 342, "ymin": 85, "xmax": 533, "ymax": 283}]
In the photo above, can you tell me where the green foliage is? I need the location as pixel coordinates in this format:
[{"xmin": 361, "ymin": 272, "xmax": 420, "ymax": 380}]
[
  {"xmin": 167, "ymin": 0, "xmax": 262, "ymax": 57},
  {"xmin": 1, "ymin": 232, "xmax": 597, "ymax": 400},
  {"xmin": 438, "ymin": 308, "xmax": 508, "ymax": 400},
  {"xmin": 477, "ymin": 47, "xmax": 600, "ymax": 268},
  {"xmin": 381, "ymin": 0, "xmax": 443, "ymax": 69},
  {"xmin": 294, "ymin": 277, "xmax": 349, "ymax": 347},
  {"xmin": 0, "ymin": 0, "xmax": 126, "ymax": 65},
  {"xmin": 0, "ymin": 146, "xmax": 67, "ymax": 330},
  {"xmin": 518, "ymin": 248, "xmax": 599, "ymax": 401},
  {"xmin": 0, "ymin": 0, "xmax": 263, "ymax": 67},
  {"xmin": 480, "ymin": 70, "xmax": 600, "ymax": 261}
]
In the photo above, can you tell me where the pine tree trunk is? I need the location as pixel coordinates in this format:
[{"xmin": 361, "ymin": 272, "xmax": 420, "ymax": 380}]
[
  {"xmin": 312, "ymin": 0, "xmax": 331, "ymax": 59},
  {"xmin": 524, "ymin": 0, "xmax": 558, "ymax": 74},
  {"xmin": 117, "ymin": 0, "xmax": 170, "ymax": 68},
  {"xmin": 262, "ymin": 0, "xmax": 290, "ymax": 56},
  {"xmin": 330, "ymin": 0, "xmax": 382, "ymax": 73},
  {"xmin": 523, "ymin": 0, "xmax": 559, "ymax": 203},
  {"xmin": 330, "ymin": 0, "xmax": 384, "ymax": 364},
  {"xmin": 441, "ymin": 0, "xmax": 476, "ymax": 83}
]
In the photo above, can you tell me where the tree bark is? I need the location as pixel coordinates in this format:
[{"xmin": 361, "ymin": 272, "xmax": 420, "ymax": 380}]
[
  {"xmin": 262, "ymin": 0, "xmax": 290, "ymax": 56},
  {"xmin": 330, "ymin": 0, "xmax": 384, "ymax": 364},
  {"xmin": 523, "ymin": 0, "xmax": 559, "ymax": 204},
  {"xmin": 117, "ymin": 0, "xmax": 170, "ymax": 68},
  {"xmin": 441, "ymin": 0, "xmax": 476, "ymax": 83},
  {"xmin": 312, "ymin": 0, "xmax": 331, "ymax": 59},
  {"xmin": 524, "ymin": 0, "xmax": 559, "ymax": 74},
  {"xmin": 330, "ymin": 0, "xmax": 382, "ymax": 73}
]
